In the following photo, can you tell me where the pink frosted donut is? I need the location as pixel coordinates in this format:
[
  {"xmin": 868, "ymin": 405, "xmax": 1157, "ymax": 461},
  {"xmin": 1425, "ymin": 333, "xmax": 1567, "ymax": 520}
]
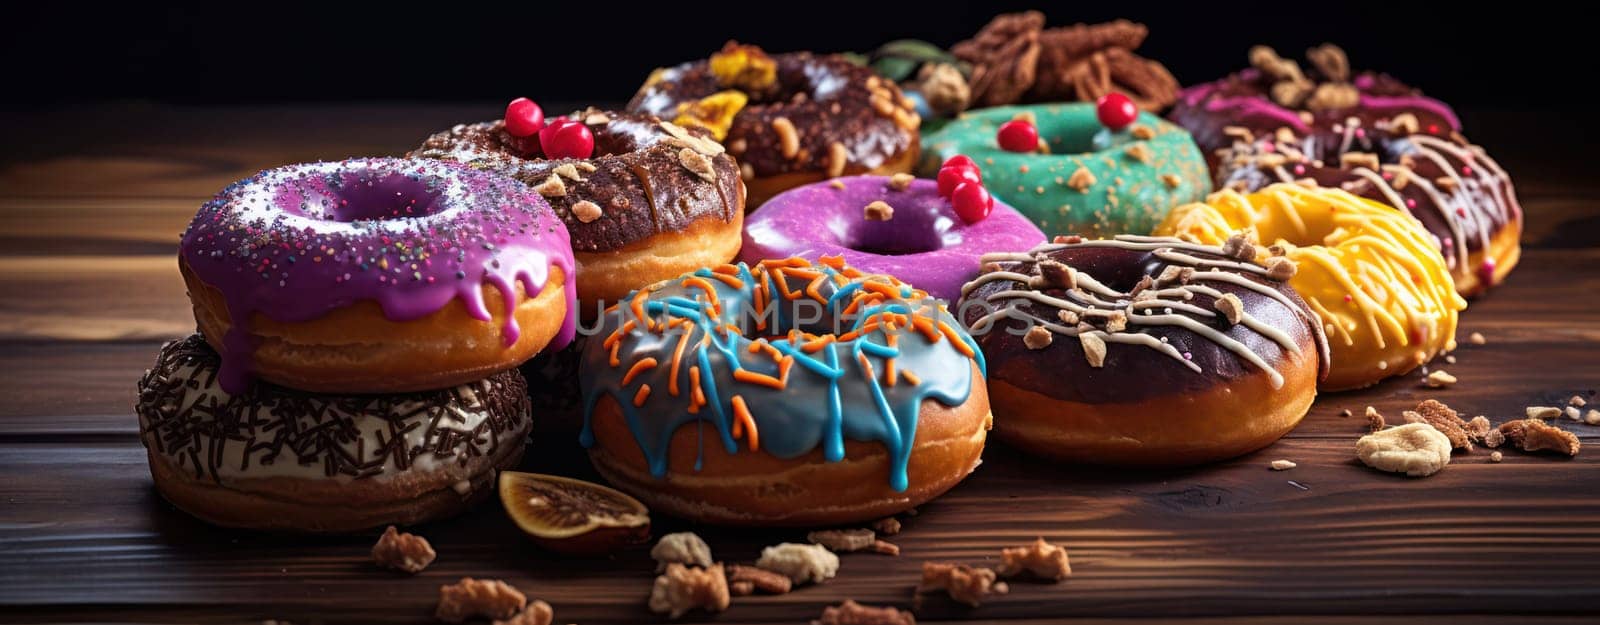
[{"xmin": 739, "ymin": 175, "xmax": 1044, "ymax": 301}]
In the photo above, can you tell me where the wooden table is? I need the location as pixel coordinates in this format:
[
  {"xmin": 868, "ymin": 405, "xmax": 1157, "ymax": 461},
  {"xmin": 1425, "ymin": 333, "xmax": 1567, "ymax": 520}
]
[{"xmin": 2, "ymin": 104, "xmax": 1597, "ymax": 624}]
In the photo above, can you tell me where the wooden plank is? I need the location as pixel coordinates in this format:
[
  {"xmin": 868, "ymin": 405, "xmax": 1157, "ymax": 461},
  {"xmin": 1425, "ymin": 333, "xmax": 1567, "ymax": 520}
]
[{"xmin": 1, "ymin": 438, "xmax": 1596, "ymax": 624}]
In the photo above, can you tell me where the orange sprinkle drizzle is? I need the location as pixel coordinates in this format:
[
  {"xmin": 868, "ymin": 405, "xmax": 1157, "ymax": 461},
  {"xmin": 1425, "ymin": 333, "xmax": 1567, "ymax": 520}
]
[
  {"xmin": 730, "ymin": 395, "xmax": 760, "ymax": 451},
  {"xmin": 633, "ymin": 384, "xmax": 652, "ymax": 407},
  {"xmin": 622, "ymin": 357, "xmax": 658, "ymax": 386}
]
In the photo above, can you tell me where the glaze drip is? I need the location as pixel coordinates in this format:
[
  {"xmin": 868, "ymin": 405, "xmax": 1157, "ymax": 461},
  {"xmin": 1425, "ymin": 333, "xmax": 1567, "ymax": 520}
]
[{"xmin": 579, "ymin": 258, "xmax": 984, "ymax": 492}]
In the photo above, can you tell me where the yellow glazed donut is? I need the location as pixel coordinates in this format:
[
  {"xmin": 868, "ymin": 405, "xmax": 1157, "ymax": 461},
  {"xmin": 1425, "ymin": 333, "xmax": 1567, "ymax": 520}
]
[{"xmin": 1155, "ymin": 183, "xmax": 1465, "ymax": 390}]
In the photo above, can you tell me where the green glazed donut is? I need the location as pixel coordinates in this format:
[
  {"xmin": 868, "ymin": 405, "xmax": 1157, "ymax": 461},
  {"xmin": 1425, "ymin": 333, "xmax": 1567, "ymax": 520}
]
[{"xmin": 920, "ymin": 103, "xmax": 1211, "ymax": 236}]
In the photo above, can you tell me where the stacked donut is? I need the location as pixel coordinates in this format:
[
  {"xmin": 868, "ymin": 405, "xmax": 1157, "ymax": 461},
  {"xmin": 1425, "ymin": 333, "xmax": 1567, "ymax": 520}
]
[{"xmin": 139, "ymin": 158, "xmax": 577, "ymax": 532}]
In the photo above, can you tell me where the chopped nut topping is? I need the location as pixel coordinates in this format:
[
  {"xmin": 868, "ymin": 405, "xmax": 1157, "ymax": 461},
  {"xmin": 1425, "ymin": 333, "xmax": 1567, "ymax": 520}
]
[
  {"xmin": 1434, "ymin": 177, "xmax": 1460, "ymax": 193},
  {"xmin": 1485, "ymin": 428, "xmax": 1506, "ymax": 449},
  {"xmin": 998, "ymin": 538, "xmax": 1071, "ymax": 581},
  {"xmin": 1402, "ymin": 399, "xmax": 1473, "ymax": 450},
  {"xmin": 1468, "ymin": 332, "xmax": 1486, "ymax": 345},
  {"xmin": 886, "ymin": 173, "xmax": 914, "ymax": 191},
  {"xmin": 918, "ymin": 562, "xmax": 1008, "ymax": 607},
  {"xmin": 813, "ymin": 600, "xmax": 916, "ymax": 625},
  {"xmin": 649, "ymin": 563, "xmax": 730, "ymax": 619},
  {"xmin": 863, "ymin": 200, "xmax": 894, "ymax": 222},
  {"xmin": 1356, "ymin": 423, "xmax": 1452, "ymax": 477},
  {"xmin": 658, "ymin": 120, "xmax": 725, "ymax": 155},
  {"xmin": 1499, "ymin": 419, "xmax": 1581, "ymax": 456},
  {"xmin": 727, "ymin": 137, "xmax": 747, "ymax": 154},
  {"xmin": 1586, "ymin": 410, "xmax": 1600, "ymax": 425},
  {"xmin": 726, "ymin": 564, "xmax": 792, "ymax": 596},
  {"xmin": 1023, "ymin": 326, "xmax": 1054, "ymax": 350},
  {"xmin": 1214, "ymin": 293, "xmax": 1244, "ymax": 325},
  {"xmin": 552, "ymin": 163, "xmax": 585, "ymax": 182},
  {"xmin": 1037, "ymin": 259, "xmax": 1077, "ymax": 289},
  {"xmin": 1305, "ymin": 82, "xmax": 1359, "ymax": 111},
  {"xmin": 872, "ymin": 517, "xmax": 902, "ymax": 536},
  {"xmin": 1067, "ymin": 166, "xmax": 1096, "ymax": 192},
  {"xmin": 1388, "ymin": 113, "xmax": 1420, "ymax": 136},
  {"xmin": 437, "ymin": 578, "xmax": 527, "ymax": 623},
  {"xmin": 772, "ymin": 117, "xmax": 801, "ymax": 159},
  {"xmin": 651, "ymin": 532, "xmax": 713, "ymax": 572},
  {"xmin": 1339, "ymin": 152, "xmax": 1380, "ymax": 171},
  {"xmin": 756, "ymin": 543, "xmax": 839, "ymax": 585},
  {"xmin": 1526, "ymin": 406, "xmax": 1562, "ymax": 420},
  {"xmin": 1222, "ymin": 230, "xmax": 1256, "ymax": 260},
  {"xmin": 1490, "ymin": 451, "xmax": 1503, "ymax": 462},
  {"xmin": 1160, "ymin": 173, "xmax": 1182, "ymax": 188},
  {"xmin": 1157, "ymin": 264, "xmax": 1194, "ymax": 286},
  {"xmin": 1130, "ymin": 124, "xmax": 1156, "ymax": 140},
  {"xmin": 1012, "ymin": 110, "xmax": 1038, "ymax": 126},
  {"xmin": 571, "ymin": 200, "xmax": 603, "ymax": 224},
  {"xmin": 1366, "ymin": 405, "xmax": 1386, "ymax": 432},
  {"xmin": 1298, "ymin": 111, "xmax": 1315, "ymax": 125},
  {"xmin": 1222, "ymin": 126, "xmax": 1255, "ymax": 143},
  {"xmin": 1424, "ymin": 370, "xmax": 1457, "ymax": 388},
  {"xmin": 493, "ymin": 601, "xmax": 553, "ymax": 625},
  {"xmin": 827, "ymin": 142, "xmax": 850, "ymax": 178},
  {"xmin": 1079, "ymin": 332, "xmax": 1107, "ymax": 367},
  {"xmin": 1103, "ymin": 309, "xmax": 1128, "ymax": 333},
  {"xmin": 1057, "ymin": 309, "xmax": 1080, "ymax": 325},
  {"xmin": 808, "ymin": 529, "xmax": 899, "ymax": 555},
  {"xmin": 1124, "ymin": 143, "xmax": 1153, "ymax": 163},
  {"xmin": 1265, "ymin": 256, "xmax": 1297, "ymax": 280},
  {"xmin": 372, "ymin": 526, "xmax": 435, "ymax": 574},
  {"xmin": 533, "ymin": 174, "xmax": 566, "ymax": 197},
  {"xmin": 677, "ymin": 148, "xmax": 717, "ymax": 182},
  {"xmin": 1270, "ymin": 459, "xmax": 1297, "ymax": 471}
]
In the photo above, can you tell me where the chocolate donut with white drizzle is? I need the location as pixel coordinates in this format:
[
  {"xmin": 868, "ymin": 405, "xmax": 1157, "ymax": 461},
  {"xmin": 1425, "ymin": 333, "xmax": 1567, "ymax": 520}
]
[{"xmin": 958, "ymin": 234, "xmax": 1328, "ymax": 466}]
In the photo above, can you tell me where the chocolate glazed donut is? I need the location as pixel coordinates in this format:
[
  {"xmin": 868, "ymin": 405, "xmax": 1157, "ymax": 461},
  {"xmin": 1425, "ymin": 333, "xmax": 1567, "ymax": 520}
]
[
  {"xmin": 412, "ymin": 109, "xmax": 746, "ymax": 309},
  {"xmin": 959, "ymin": 235, "xmax": 1329, "ymax": 466},
  {"xmin": 628, "ymin": 44, "xmax": 921, "ymax": 207},
  {"xmin": 1170, "ymin": 45, "xmax": 1521, "ymax": 295}
]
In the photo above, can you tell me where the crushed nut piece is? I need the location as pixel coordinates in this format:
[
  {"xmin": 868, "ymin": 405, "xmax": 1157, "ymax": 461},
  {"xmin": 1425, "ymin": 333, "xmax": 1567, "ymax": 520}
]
[
  {"xmin": 1067, "ymin": 166, "xmax": 1096, "ymax": 192},
  {"xmin": 437, "ymin": 578, "xmax": 527, "ymax": 623},
  {"xmin": 1424, "ymin": 370, "xmax": 1457, "ymax": 388},
  {"xmin": 1160, "ymin": 173, "xmax": 1182, "ymax": 188},
  {"xmin": 1124, "ymin": 143, "xmax": 1153, "ymax": 163},
  {"xmin": 1023, "ymin": 326, "xmax": 1054, "ymax": 350},
  {"xmin": 1340, "ymin": 152, "xmax": 1380, "ymax": 171},
  {"xmin": 1498, "ymin": 419, "xmax": 1581, "ymax": 456},
  {"xmin": 872, "ymin": 517, "xmax": 902, "ymax": 536},
  {"xmin": 887, "ymin": 173, "xmax": 914, "ymax": 191},
  {"xmin": 1567, "ymin": 406, "xmax": 1582, "ymax": 421},
  {"xmin": 813, "ymin": 600, "xmax": 915, "ymax": 625},
  {"xmin": 726, "ymin": 564, "xmax": 792, "ymax": 596},
  {"xmin": 1213, "ymin": 293, "xmax": 1244, "ymax": 325},
  {"xmin": 757, "ymin": 543, "xmax": 839, "ymax": 585},
  {"xmin": 863, "ymin": 200, "xmax": 894, "ymax": 222},
  {"xmin": 533, "ymin": 174, "xmax": 567, "ymax": 197},
  {"xmin": 1038, "ymin": 259, "xmax": 1077, "ymax": 289},
  {"xmin": 1467, "ymin": 416, "xmax": 1492, "ymax": 442},
  {"xmin": 1057, "ymin": 309, "xmax": 1080, "ymax": 325},
  {"xmin": 1587, "ymin": 410, "xmax": 1600, "ymax": 426},
  {"xmin": 649, "ymin": 563, "xmax": 730, "ymax": 619},
  {"xmin": 997, "ymin": 538, "xmax": 1071, "ymax": 581},
  {"xmin": 808, "ymin": 529, "xmax": 898, "ymax": 555},
  {"xmin": 1131, "ymin": 124, "xmax": 1156, "ymax": 140},
  {"xmin": 1365, "ymin": 406, "xmax": 1386, "ymax": 432},
  {"xmin": 552, "ymin": 163, "xmax": 585, "ymax": 182},
  {"xmin": 1265, "ymin": 256, "xmax": 1297, "ymax": 280},
  {"xmin": 1468, "ymin": 332, "xmax": 1486, "ymax": 345},
  {"xmin": 918, "ymin": 562, "xmax": 1008, "ymax": 607},
  {"xmin": 1157, "ymin": 264, "xmax": 1194, "ymax": 285},
  {"xmin": 1490, "ymin": 451, "xmax": 1504, "ymax": 463},
  {"xmin": 1270, "ymin": 459, "xmax": 1297, "ymax": 471},
  {"xmin": 1402, "ymin": 399, "xmax": 1474, "ymax": 450},
  {"xmin": 492, "ymin": 600, "xmax": 553, "ymax": 625},
  {"xmin": 372, "ymin": 525, "xmax": 435, "ymax": 574},
  {"xmin": 1526, "ymin": 406, "xmax": 1562, "ymax": 420},
  {"xmin": 1305, "ymin": 82, "xmax": 1359, "ymax": 111},
  {"xmin": 1079, "ymin": 332, "xmax": 1107, "ymax": 367},
  {"xmin": 827, "ymin": 142, "xmax": 850, "ymax": 178},
  {"xmin": 571, "ymin": 200, "xmax": 603, "ymax": 224},
  {"xmin": 1103, "ymin": 309, "xmax": 1128, "ymax": 333},
  {"xmin": 651, "ymin": 532, "xmax": 712, "ymax": 572},
  {"xmin": 678, "ymin": 148, "xmax": 717, "ymax": 182},
  {"xmin": 1222, "ymin": 230, "xmax": 1256, "ymax": 260},
  {"xmin": 1485, "ymin": 428, "xmax": 1506, "ymax": 449},
  {"xmin": 1356, "ymin": 423, "xmax": 1452, "ymax": 477},
  {"xmin": 772, "ymin": 117, "xmax": 801, "ymax": 159}
]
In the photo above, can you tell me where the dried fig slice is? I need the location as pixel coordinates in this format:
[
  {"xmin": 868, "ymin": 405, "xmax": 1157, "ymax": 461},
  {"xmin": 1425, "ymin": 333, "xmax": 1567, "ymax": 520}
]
[{"xmin": 498, "ymin": 471, "xmax": 650, "ymax": 554}]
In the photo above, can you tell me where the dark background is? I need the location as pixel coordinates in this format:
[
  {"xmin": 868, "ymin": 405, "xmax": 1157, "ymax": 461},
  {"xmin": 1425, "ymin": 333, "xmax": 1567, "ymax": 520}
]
[{"xmin": 5, "ymin": 2, "xmax": 1586, "ymax": 111}]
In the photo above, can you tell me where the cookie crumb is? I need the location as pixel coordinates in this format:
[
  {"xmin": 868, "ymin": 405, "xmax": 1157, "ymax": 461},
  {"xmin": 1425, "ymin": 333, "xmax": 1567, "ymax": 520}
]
[
  {"xmin": 492, "ymin": 601, "xmax": 553, "ymax": 625},
  {"xmin": 1586, "ymin": 409, "xmax": 1600, "ymax": 426},
  {"xmin": 1214, "ymin": 293, "xmax": 1244, "ymax": 325},
  {"xmin": 726, "ymin": 564, "xmax": 792, "ymax": 596},
  {"xmin": 813, "ymin": 600, "xmax": 915, "ymax": 625},
  {"xmin": 1526, "ymin": 406, "xmax": 1562, "ymax": 420},
  {"xmin": 756, "ymin": 543, "xmax": 839, "ymax": 585},
  {"xmin": 371, "ymin": 525, "xmax": 435, "ymax": 574},
  {"xmin": 887, "ymin": 173, "xmax": 915, "ymax": 191},
  {"xmin": 872, "ymin": 517, "xmax": 902, "ymax": 536},
  {"xmin": 1023, "ymin": 326, "xmax": 1054, "ymax": 350},
  {"xmin": 571, "ymin": 200, "xmax": 603, "ymax": 224},
  {"xmin": 918, "ymin": 562, "xmax": 1007, "ymax": 607},
  {"xmin": 997, "ymin": 538, "xmax": 1071, "ymax": 581},
  {"xmin": 1424, "ymin": 370, "xmax": 1457, "ymax": 388},
  {"xmin": 437, "ymin": 578, "xmax": 526, "ymax": 623},
  {"xmin": 651, "ymin": 532, "xmax": 712, "ymax": 572},
  {"xmin": 1498, "ymin": 419, "xmax": 1581, "ymax": 456},
  {"xmin": 1365, "ymin": 406, "xmax": 1386, "ymax": 432},
  {"xmin": 649, "ymin": 563, "xmax": 730, "ymax": 619},
  {"xmin": 1067, "ymin": 166, "xmax": 1096, "ymax": 192},
  {"xmin": 1490, "ymin": 451, "xmax": 1503, "ymax": 463},
  {"xmin": 1269, "ymin": 459, "xmax": 1297, "ymax": 471},
  {"xmin": 863, "ymin": 200, "xmax": 894, "ymax": 221},
  {"xmin": 1356, "ymin": 423, "xmax": 1451, "ymax": 477},
  {"xmin": 808, "ymin": 529, "xmax": 898, "ymax": 555}
]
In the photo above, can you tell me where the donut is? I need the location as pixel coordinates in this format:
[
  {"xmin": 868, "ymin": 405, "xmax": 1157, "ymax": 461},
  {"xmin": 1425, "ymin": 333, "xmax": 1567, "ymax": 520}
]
[
  {"xmin": 180, "ymin": 158, "xmax": 576, "ymax": 395},
  {"xmin": 579, "ymin": 258, "xmax": 990, "ymax": 525},
  {"xmin": 959, "ymin": 234, "xmax": 1328, "ymax": 466},
  {"xmin": 739, "ymin": 175, "xmax": 1045, "ymax": 302},
  {"xmin": 137, "ymin": 335, "xmax": 531, "ymax": 533},
  {"xmin": 1155, "ymin": 184, "xmax": 1466, "ymax": 390},
  {"xmin": 628, "ymin": 42, "xmax": 921, "ymax": 208},
  {"xmin": 920, "ymin": 102, "xmax": 1210, "ymax": 235},
  {"xmin": 1171, "ymin": 45, "xmax": 1520, "ymax": 296},
  {"xmin": 412, "ymin": 107, "xmax": 745, "ymax": 309}
]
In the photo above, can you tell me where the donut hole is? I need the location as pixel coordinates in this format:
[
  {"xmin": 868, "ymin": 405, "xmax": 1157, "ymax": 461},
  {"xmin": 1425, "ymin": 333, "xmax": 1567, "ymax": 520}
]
[
  {"xmin": 294, "ymin": 172, "xmax": 448, "ymax": 222},
  {"xmin": 833, "ymin": 207, "xmax": 951, "ymax": 256}
]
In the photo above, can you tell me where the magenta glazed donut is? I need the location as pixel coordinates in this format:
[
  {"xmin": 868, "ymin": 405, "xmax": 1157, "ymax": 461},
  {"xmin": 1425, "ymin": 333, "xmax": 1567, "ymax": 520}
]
[{"xmin": 740, "ymin": 175, "xmax": 1044, "ymax": 301}]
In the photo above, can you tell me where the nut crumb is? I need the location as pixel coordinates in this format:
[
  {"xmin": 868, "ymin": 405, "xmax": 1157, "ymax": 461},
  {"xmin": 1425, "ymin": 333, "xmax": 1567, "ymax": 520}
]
[
  {"xmin": 492, "ymin": 600, "xmax": 553, "ymax": 625},
  {"xmin": 1214, "ymin": 293, "xmax": 1244, "ymax": 325},
  {"xmin": 918, "ymin": 562, "xmax": 1007, "ymax": 607},
  {"xmin": 726, "ymin": 564, "xmax": 792, "ymax": 596},
  {"xmin": 1498, "ymin": 419, "xmax": 1581, "ymax": 456},
  {"xmin": 864, "ymin": 200, "xmax": 894, "ymax": 221},
  {"xmin": 808, "ymin": 529, "xmax": 898, "ymax": 555},
  {"xmin": 1468, "ymin": 332, "xmax": 1486, "ymax": 345},
  {"xmin": 1569, "ymin": 395, "xmax": 1588, "ymax": 407},
  {"xmin": 651, "ymin": 532, "xmax": 712, "ymax": 572},
  {"xmin": 677, "ymin": 148, "xmax": 717, "ymax": 182},
  {"xmin": 887, "ymin": 173, "xmax": 914, "ymax": 191},
  {"xmin": 1365, "ymin": 406, "xmax": 1386, "ymax": 432},
  {"xmin": 1265, "ymin": 256, "xmax": 1297, "ymax": 280},
  {"xmin": 1466, "ymin": 416, "xmax": 1492, "ymax": 442},
  {"xmin": 827, "ymin": 142, "xmax": 849, "ymax": 178},
  {"xmin": 1079, "ymin": 332, "xmax": 1107, "ymax": 367},
  {"xmin": 757, "ymin": 543, "xmax": 839, "ymax": 585},
  {"xmin": 1067, "ymin": 166, "xmax": 1096, "ymax": 192},
  {"xmin": 533, "ymin": 174, "xmax": 567, "ymax": 197},
  {"xmin": 649, "ymin": 563, "xmax": 730, "ymax": 619},
  {"xmin": 1587, "ymin": 409, "xmax": 1600, "ymax": 426},
  {"xmin": 1270, "ymin": 459, "xmax": 1297, "ymax": 471},
  {"xmin": 812, "ymin": 600, "xmax": 915, "ymax": 625},
  {"xmin": 1388, "ymin": 113, "xmax": 1419, "ymax": 136},
  {"xmin": 1424, "ymin": 370, "xmax": 1457, "ymax": 388},
  {"xmin": 1526, "ymin": 406, "xmax": 1562, "ymax": 420},
  {"xmin": 371, "ymin": 525, "xmax": 435, "ymax": 574},
  {"xmin": 1124, "ymin": 143, "xmax": 1153, "ymax": 163},
  {"xmin": 1490, "ymin": 451, "xmax": 1503, "ymax": 463},
  {"xmin": 829, "ymin": 179, "xmax": 846, "ymax": 190},
  {"xmin": 1023, "ymin": 326, "xmax": 1053, "ymax": 350},
  {"xmin": 1222, "ymin": 230, "xmax": 1256, "ymax": 260},
  {"xmin": 437, "ymin": 578, "xmax": 527, "ymax": 623},
  {"xmin": 872, "ymin": 517, "xmax": 902, "ymax": 536},
  {"xmin": 1402, "ymin": 399, "xmax": 1474, "ymax": 450},
  {"xmin": 1161, "ymin": 173, "xmax": 1182, "ymax": 188},
  {"xmin": 997, "ymin": 538, "xmax": 1071, "ymax": 581},
  {"xmin": 1131, "ymin": 124, "xmax": 1156, "ymax": 140},
  {"xmin": 552, "ymin": 163, "xmax": 584, "ymax": 182},
  {"xmin": 1567, "ymin": 406, "xmax": 1582, "ymax": 421},
  {"xmin": 570, "ymin": 200, "xmax": 603, "ymax": 224},
  {"xmin": 1356, "ymin": 423, "xmax": 1452, "ymax": 477},
  {"xmin": 772, "ymin": 117, "xmax": 801, "ymax": 159}
]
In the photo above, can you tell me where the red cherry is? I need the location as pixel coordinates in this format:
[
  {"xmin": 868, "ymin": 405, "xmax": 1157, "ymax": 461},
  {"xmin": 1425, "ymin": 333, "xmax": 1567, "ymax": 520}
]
[
  {"xmin": 941, "ymin": 154, "xmax": 978, "ymax": 172},
  {"xmin": 937, "ymin": 164, "xmax": 982, "ymax": 198},
  {"xmin": 996, "ymin": 120, "xmax": 1040, "ymax": 153},
  {"xmin": 539, "ymin": 119, "xmax": 595, "ymax": 160},
  {"xmin": 504, "ymin": 97, "xmax": 545, "ymax": 138},
  {"xmin": 1096, "ymin": 93, "xmax": 1138, "ymax": 131},
  {"xmin": 951, "ymin": 181, "xmax": 993, "ymax": 223}
]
